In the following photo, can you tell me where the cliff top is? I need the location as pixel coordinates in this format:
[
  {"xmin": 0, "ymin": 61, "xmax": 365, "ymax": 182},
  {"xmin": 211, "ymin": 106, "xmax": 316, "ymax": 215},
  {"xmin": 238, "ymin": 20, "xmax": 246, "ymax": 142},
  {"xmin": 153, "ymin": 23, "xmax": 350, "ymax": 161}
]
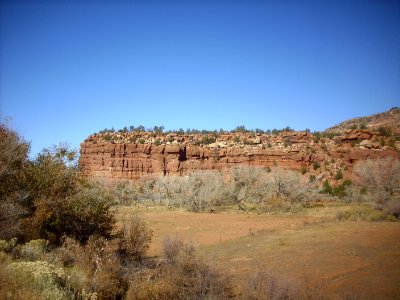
[{"xmin": 83, "ymin": 108, "xmax": 400, "ymax": 149}]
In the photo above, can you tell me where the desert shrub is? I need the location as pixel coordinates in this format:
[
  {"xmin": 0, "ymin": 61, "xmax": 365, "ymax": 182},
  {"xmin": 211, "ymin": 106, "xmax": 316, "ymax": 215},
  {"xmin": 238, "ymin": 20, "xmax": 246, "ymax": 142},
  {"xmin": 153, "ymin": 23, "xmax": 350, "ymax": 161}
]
[
  {"xmin": 268, "ymin": 168, "xmax": 308, "ymax": 205},
  {"xmin": 336, "ymin": 206, "xmax": 397, "ymax": 222},
  {"xmin": 378, "ymin": 126, "xmax": 391, "ymax": 137},
  {"xmin": 0, "ymin": 124, "xmax": 30, "ymax": 239},
  {"xmin": 331, "ymin": 180, "xmax": 352, "ymax": 199},
  {"xmin": 312, "ymin": 161, "xmax": 320, "ymax": 170},
  {"xmin": 27, "ymin": 144, "xmax": 78, "ymax": 201},
  {"xmin": 335, "ymin": 169, "xmax": 343, "ymax": 180},
  {"xmin": 162, "ymin": 235, "xmax": 184, "ymax": 263},
  {"xmin": 103, "ymin": 133, "xmax": 112, "ymax": 141},
  {"xmin": 359, "ymin": 123, "xmax": 367, "ymax": 130},
  {"xmin": 117, "ymin": 214, "xmax": 153, "ymax": 263},
  {"xmin": 108, "ymin": 181, "xmax": 141, "ymax": 205},
  {"xmin": 16, "ymin": 239, "xmax": 48, "ymax": 261},
  {"xmin": 58, "ymin": 236, "xmax": 124, "ymax": 299},
  {"xmin": 184, "ymin": 172, "xmax": 229, "ymax": 212},
  {"xmin": 243, "ymin": 269, "xmax": 296, "ymax": 299},
  {"xmin": 146, "ymin": 167, "xmax": 315, "ymax": 213},
  {"xmin": 308, "ymin": 175, "xmax": 316, "ymax": 183},
  {"xmin": 242, "ymin": 268, "xmax": 333, "ymax": 300},
  {"xmin": 320, "ymin": 180, "xmax": 332, "ymax": 194},
  {"xmin": 24, "ymin": 183, "xmax": 115, "ymax": 244},
  {"xmin": 229, "ymin": 167, "xmax": 270, "ymax": 208},
  {"xmin": 312, "ymin": 132, "xmax": 321, "ymax": 143},
  {"xmin": 354, "ymin": 158, "xmax": 400, "ymax": 217},
  {"xmin": 4, "ymin": 260, "xmax": 69, "ymax": 299},
  {"xmin": 151, "ymin": 171, "xmax": 229, "ymax": 212},
  {"xmin": 300, "ymin": 166, "xmax": 308, "ymax": 174},
  {"xmin": 127, "ymin": 239, "xmax": 233, "ymax": 300},
  {"xmin": 200, "ymin": 135, "xmax": 216, "ymax": 145},
  {"xmin": 0, "ymin": 238, "xmax": 17, "ymax": 254}
]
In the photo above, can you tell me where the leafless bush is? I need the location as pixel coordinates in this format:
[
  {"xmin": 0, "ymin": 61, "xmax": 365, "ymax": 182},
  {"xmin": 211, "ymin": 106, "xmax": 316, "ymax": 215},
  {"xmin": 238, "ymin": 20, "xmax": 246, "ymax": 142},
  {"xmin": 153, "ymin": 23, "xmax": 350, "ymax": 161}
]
[
  {"xmin": 229, "ymin": 167, "xmax": 270, "ymax": 208},
  {"xmin": 117, "ymin": 214, "xmax": 153, "ymax": 263},
  {"xmin": 228, "ymin": 167, "xmax": 310, "ymax": 212},
  {"xmin": 243, "ymin": 268, "xmax": 296, "ymax": 299},
  {"xmin": 139, "ymin": 167, "xmax": 315, "ymax": 213},
  {"xmin": 150, "ymin": 171, "xmax": 229, "ymax": 212},
  {"xmin": 183, "ymin": 171, "xmax": 229, "ymax": 212},
  {"xmin": 268, "ymin": 168, "xmax": 310, "ymax": 204},
  {"xmin": 354, "ymin": 158, "xmax": 400, "ymax": 217},
  {"xmin": 242, "ymin": 268, "xmax": 332, "ymax": 300},
  {"xmin": 57, "ymin": 236, "xmax": 124, "ymax": 299},
  {"xmin": 127, "ymin": 239, "xmax": 233, "ymax": 300},
  {"xmin": 162, "ymin": 235, "xmax": 184, "ymax": 263}
]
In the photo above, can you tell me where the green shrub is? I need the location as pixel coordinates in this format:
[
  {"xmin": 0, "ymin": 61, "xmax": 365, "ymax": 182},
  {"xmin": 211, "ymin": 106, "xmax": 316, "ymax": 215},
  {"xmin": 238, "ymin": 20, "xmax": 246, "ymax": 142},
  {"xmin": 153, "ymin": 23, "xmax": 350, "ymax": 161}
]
[
  {"xmin": 300, "ymin": 166, "xmax": 308, "ymax": 175},
  {"xmin": 332, "ymin": 185, "xmax": 346, "ymax": 198},
  {"xmin": 309, "ymin": 175, "xmax": 316, "ymax": 183},
  {"xmin": 103, "ymin": 133, "xmax": 112, "ymax": 141},
  {"xmin": 201, "ymin": 136, "xmax": 216, "ymax": 145},
  {"xmin": 378, "ymin": 126, "xmax": 391, "ymax": 137},
  {"xmin": 24, "ymin": 183, "xmax": 115, "ymax": 245},
  {"xmin": 0, "ymin": 124, "xmax": 31, "ymax": 240},
  {"xmin": 320, "ymin": 180, "xmax": 332, "ymax": 194},
  {"xmin": 313, "ymin": 162, "xmax": 320, "ymax": 170},
  {"xmin": 335, "ymin": 170, "xmax": 343, "ymax": 180}
]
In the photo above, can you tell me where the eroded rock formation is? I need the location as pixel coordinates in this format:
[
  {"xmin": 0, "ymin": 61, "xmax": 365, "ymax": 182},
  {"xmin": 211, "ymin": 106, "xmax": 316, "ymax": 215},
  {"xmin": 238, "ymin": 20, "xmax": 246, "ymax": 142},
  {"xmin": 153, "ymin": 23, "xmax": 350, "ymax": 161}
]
[{"xmin": 79, "ymin": 129, "xmax": 400, "ymax": 181}]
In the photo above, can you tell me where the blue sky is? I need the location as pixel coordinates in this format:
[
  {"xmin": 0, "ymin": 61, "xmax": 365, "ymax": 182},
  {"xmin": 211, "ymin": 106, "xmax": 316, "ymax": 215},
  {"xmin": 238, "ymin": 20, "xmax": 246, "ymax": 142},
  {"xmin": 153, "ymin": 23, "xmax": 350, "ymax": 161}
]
[{"xmin": 1, "ymin": 0, "xmax": 399, "ymax": 157}]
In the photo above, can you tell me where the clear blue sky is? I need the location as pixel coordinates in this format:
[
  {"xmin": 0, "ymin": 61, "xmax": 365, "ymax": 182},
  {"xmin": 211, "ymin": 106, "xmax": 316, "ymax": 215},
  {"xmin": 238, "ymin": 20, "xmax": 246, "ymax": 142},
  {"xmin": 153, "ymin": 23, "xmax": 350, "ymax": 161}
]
[{"xmin": 1, "ymin": 0, "xmax": 399, "ymax": 157}]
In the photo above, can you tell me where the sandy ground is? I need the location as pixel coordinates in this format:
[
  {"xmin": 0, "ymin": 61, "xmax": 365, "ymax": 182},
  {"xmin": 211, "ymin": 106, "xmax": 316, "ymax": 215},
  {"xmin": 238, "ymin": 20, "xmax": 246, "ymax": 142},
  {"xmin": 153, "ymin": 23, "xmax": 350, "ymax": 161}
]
[{"xmin": 117, "ymin": 207, "xmax": 400, "ymax": 299}]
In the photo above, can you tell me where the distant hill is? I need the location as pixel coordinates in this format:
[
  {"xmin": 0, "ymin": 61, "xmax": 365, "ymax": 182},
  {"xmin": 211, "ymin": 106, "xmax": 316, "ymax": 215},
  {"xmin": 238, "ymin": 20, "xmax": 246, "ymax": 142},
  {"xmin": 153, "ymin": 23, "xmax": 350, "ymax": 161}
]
[{"xmin": 326, "ymin": 107, "xmax": 400, "ymax": 134}]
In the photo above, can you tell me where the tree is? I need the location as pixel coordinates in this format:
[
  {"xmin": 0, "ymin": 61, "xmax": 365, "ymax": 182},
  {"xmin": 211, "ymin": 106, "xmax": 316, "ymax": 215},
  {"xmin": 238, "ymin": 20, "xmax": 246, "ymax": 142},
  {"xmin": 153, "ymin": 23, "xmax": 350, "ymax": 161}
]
[
  {"xmin": 153, "ymin": 125, "xmax": 165, "ymax": 133},
  {"xmin": 0, "ymin": 123, "xmax": 115, "ymax": 244},
  {"xmin": 0, "ymin": 123, "xmax": 30, "ymax": 239}
]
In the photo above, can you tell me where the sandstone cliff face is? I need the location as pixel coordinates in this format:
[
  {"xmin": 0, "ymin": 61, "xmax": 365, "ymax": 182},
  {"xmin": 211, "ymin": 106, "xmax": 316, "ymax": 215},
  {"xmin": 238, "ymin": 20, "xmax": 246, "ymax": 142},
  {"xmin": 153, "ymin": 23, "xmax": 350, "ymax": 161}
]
[{"xmin": 79, "ymin": 130, "xmax": 400, "ymax": 181}]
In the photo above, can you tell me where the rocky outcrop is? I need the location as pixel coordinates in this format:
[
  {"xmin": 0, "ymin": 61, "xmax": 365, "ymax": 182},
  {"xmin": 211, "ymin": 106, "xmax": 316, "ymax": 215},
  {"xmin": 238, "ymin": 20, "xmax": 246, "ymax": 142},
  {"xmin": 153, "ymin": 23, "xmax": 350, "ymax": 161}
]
[
  {"xmin": 79, "ymin": 130, "xmax": 400, "ymax": 181},
  {"xmin": 326, "ymin": 107, "xmax": 400, "ymax": 134}
]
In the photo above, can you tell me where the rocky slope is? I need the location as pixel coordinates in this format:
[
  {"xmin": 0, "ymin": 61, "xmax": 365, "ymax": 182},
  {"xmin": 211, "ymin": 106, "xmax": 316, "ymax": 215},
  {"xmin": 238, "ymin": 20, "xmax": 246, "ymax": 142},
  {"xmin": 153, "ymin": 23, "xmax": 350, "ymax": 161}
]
[
  {"xmin": 79, "ymin": 112, "xmax": 400, "ymax": 181},
  {"xmin": 326, "ymin": 107, "xmax": 400, "ymax": 134}
]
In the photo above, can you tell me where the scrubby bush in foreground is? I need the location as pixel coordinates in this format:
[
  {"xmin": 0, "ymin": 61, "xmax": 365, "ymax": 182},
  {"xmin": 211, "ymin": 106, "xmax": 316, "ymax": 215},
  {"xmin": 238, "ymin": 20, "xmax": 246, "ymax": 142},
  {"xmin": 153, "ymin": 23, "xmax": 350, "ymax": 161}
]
[
  {"xmin": 0, "ymin": 123, "xmax": 115, "ymax": 245},
  {"xmin": 127, "ymin": 236, "xmax": 234, "ymax": 300}
]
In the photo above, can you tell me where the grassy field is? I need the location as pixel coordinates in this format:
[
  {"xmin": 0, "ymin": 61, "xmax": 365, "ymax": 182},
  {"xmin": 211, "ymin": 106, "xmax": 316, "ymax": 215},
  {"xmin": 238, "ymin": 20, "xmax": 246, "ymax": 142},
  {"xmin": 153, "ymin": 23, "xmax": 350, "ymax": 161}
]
[{"xmin": 118, "ymin": 205, "xmax": 400, "ymax": 299}]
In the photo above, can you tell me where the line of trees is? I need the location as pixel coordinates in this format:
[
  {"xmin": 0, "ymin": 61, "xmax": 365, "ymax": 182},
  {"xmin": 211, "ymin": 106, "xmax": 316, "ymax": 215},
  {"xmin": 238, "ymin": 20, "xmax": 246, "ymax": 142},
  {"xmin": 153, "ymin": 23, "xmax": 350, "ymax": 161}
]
[{"xmin": 97, "ymin": 125, "xmax": 303, "ymax": 135}]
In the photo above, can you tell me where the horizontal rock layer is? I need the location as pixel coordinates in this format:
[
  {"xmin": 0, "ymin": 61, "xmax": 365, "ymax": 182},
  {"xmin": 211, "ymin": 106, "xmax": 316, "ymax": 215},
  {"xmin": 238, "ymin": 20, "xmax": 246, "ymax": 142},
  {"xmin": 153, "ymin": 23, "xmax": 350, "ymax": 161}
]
[{"xmin": 79, "ymin": 131, "xmax": 399, "ymax": 181}]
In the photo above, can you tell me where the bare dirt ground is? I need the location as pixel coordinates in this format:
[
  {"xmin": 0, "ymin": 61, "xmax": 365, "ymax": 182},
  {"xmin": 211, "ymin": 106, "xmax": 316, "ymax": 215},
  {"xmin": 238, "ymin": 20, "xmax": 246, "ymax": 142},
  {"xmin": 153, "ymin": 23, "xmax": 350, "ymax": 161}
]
[{"xmin": 117, "ymin": 207, "xmax": 400, "ymax": 299}]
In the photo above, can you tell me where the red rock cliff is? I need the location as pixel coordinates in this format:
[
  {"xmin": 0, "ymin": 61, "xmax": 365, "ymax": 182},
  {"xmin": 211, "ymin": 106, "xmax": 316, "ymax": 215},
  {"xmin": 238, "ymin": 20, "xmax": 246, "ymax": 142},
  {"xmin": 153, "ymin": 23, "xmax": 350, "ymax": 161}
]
[{"xmin": 79, "ymin": 130, "xmax": 400, "ymax": 181}]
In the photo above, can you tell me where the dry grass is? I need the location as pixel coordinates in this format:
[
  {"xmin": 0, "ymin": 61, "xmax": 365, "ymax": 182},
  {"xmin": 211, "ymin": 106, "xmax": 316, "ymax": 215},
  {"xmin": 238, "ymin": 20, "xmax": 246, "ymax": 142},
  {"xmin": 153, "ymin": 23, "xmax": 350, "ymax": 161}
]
[{"xmin": 116, "ymin": 206, "xmax": 400, "ymax": 299}]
